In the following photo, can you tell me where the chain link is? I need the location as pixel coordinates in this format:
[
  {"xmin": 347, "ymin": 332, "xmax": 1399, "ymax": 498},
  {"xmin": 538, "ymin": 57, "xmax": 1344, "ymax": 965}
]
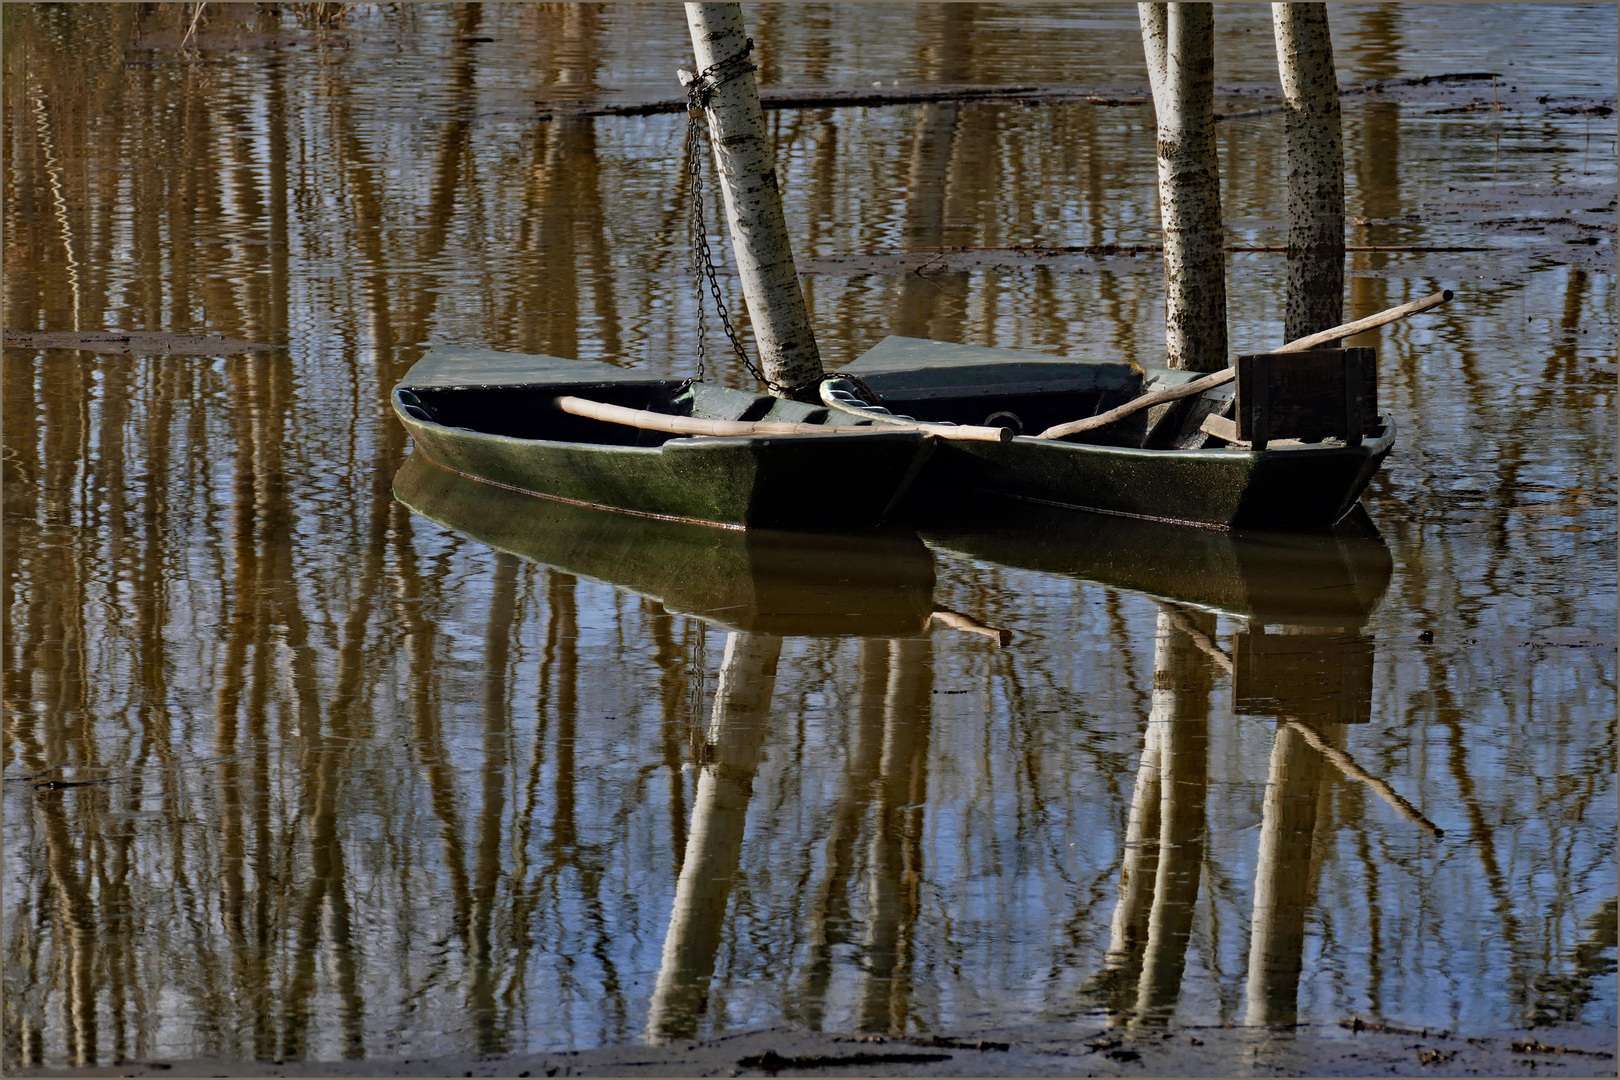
[
  {"xmin": 686, "ymin": 624, "xmax": 709, "ymax": 763},
  {"xmin": 681, "ymin": 39, "xmax": 818, "ymax": 398}
]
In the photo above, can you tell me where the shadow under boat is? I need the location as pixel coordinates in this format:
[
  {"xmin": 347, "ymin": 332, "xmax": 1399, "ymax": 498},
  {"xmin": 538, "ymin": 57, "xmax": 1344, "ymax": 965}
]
[
  {"xmin": 394, "ymin": 450, "xmax": 939, "ymax": 638},
  {"xmin": 910, "ymin": 494, "xmax": 1393, "ymax": 629}
]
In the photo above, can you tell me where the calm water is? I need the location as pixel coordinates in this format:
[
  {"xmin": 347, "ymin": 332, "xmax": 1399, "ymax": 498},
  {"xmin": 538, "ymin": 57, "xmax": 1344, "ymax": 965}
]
[{"xmin": 3, "ymin": 2, "xmax": 1616, "ymax": 1067}]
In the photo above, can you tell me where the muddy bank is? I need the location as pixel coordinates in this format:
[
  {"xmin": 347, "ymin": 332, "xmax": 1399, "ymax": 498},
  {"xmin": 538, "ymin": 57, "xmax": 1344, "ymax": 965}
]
[{"xmin": 22, "ymin": 1023, "xmax": 1617, "ymax": 1079}]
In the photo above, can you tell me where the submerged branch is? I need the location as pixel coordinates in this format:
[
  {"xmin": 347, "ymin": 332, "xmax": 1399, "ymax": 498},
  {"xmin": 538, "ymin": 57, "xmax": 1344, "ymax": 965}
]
[{"xmin": 534, "ymin": 71, "xmax": 1508, "ymax": 122}]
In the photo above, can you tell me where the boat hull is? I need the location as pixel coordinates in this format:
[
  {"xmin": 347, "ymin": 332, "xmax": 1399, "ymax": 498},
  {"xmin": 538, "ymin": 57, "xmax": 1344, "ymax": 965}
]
[
  {"xmin": 906, "ymin": 417, "xmax": 1395, "ymax": 530},
  {"xmin": 395, "ymin": 400, "xmax": 933, "ymax": 531}
]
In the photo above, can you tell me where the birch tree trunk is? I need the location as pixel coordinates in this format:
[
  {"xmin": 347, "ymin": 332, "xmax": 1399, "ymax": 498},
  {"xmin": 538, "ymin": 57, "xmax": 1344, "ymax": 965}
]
[
  {"xmin": 685, "ymin": 3, "xmax": 823, "ymax": 399},
  {"xmin": 1139, "ymin": 3, "xmax": 1228, "ymax": 372},
  {"xmin": 1273, "ymin": 3, "xmax": 1345, "ymax": 342}
]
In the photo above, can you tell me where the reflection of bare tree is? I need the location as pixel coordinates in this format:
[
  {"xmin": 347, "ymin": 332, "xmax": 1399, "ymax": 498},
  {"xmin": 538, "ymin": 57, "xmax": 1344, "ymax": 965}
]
[
  {"xmin": 512, "ymin": 7, "xmax": 619, "ymax": 361},
  {"xmin": 468, "ymin": 554, "xmax": 520, "ymax": 1056},
  {"xmin": 647, "ymin": 632, "xmax": 782, "ymax": 1042},
  {"xmin": 1093, "ymin": 607, "xmax": 1212, "ymax": 1028},
  {"xmin": 892, "ymin": 5, "xmax": 978, "ymax": 343},
  {"xmin": 795, "ymin": 641, "xmax": 889, "ymax": 1029},
  {"xmin": 1244, "ymin": 721, "xmax": 1332, "ymax": 1026},
  {"xmin": 1343, "ymin": 7, "xmax": 1399, "ymax": 344},
  {"xmin": 856, "ymin": 638, "xmax": 934, "ymax": 1034},
  {"xmin": 648, "ymin": 609, "xmax": 694, "ymax": 871}
]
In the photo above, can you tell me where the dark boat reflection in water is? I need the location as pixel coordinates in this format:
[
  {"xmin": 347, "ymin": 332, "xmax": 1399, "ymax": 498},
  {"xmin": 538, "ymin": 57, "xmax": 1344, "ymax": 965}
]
[
  {"xmin": 395, "ymin": 452, "xmax": 967, "ymax": 1040},
  {"xmin": 400, "ymin": 452, "xmax": 1418, "ymax": 1039},
  {"xmin": 393, "ymin": 451, "xmax": 942, "ymax": 638},
  {"xmin": 917, "ymin": 498, "xmax": 1424, "ymax": 1030}
]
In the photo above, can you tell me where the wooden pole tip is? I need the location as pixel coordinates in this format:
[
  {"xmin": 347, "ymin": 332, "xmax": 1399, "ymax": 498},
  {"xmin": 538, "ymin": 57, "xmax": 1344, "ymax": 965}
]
[{"xmin": 1442, "ymin": 289, "xmax": 1455, "ymax": 301}]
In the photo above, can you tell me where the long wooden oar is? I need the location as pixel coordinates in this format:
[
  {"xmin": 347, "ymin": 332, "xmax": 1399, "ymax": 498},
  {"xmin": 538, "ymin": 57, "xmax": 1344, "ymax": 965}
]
[
  {"xmin": 555, "ymin": 395, "xmax": 882, "ymax": 437},
  {"xmin": 819, "ymin": 378, "xmax": 1014, "ymax": 442},
  {"xmin": 1035, "ymin": 289, "xmax": 1455, "ymax": 441},
  {"xmin": 555, "ymin": 394, "xmax": 1009, "ymax": 442}
]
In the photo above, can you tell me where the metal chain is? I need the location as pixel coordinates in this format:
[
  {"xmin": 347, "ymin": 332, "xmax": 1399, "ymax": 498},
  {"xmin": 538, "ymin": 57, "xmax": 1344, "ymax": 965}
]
[
  {"xmin": 686, "ymin": 624, "xmax": 709, "ymax": 763},
  {"xmin": 681, "ymin": 39, "xmax": 818, "ymax": 398}
]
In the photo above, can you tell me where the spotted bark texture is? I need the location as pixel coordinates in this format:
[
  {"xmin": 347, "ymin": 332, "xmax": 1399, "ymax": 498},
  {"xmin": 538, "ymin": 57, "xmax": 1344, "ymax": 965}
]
[
  {"xmin": 1139, "ymin": 3, "xmax": 1228, "ymax": 373},
  {"xmin": 1273, "ymin": 3, "xmax": 1346, "ymax": 343},
  {"xmin": 685, "ymin": 3, "xmax": 822, "ymax": 398}
]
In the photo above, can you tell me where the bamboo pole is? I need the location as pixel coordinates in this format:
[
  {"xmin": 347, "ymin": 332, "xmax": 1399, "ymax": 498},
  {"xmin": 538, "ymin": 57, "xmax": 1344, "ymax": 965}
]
[
  {"xmin": 684, "ymin": 3, "xmax": 823, "ymax": 399},
  {"xmin": 554, "ymin": 394, "xmax": 1011, "ymax": 442},
  {"xmin": 1035, "ymin": 289, "xmax": 1454, "ymax": 440}
]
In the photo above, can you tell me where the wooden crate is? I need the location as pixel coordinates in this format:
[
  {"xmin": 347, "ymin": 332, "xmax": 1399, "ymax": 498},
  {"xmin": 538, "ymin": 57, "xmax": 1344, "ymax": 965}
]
[{"xmin": 1233, "ymin": 347, "xmax": 1377, "ymax": 450}]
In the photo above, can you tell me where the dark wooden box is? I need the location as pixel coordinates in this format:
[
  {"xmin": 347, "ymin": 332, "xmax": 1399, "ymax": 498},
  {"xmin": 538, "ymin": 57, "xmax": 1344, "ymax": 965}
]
[{"xmin": 1233, "ymin": 347, "xmax": 1378, "ymax": 450}]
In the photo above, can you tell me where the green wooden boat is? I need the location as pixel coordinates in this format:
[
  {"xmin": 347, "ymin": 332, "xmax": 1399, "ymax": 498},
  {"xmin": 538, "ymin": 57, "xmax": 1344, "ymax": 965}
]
[
  {"xmin": 839, "ymin": 336, "xmax": 1396, "ymax": 530},
  {"xmin": 391, "ymin": 346, "xmax": 934, "ymax": 530},
  {"xmin": 393, "ymin": 451, "xmax": 939, "ymax": 637}
]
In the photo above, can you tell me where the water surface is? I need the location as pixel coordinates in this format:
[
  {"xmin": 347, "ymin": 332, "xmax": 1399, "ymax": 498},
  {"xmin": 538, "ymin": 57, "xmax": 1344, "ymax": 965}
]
[{"xmin": 3, "ymin": 2, "xmax": 1615, "ymax": 1067}]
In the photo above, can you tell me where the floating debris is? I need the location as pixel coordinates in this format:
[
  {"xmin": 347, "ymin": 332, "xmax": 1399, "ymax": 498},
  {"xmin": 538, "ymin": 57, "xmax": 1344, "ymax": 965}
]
[{"xmin": 3, "ymin": 329, "xmax": 282, "ymax": 356}]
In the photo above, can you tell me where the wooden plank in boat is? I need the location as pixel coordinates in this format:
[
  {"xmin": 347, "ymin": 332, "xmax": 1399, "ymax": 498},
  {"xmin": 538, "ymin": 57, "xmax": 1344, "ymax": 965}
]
[
  {"xmin": 399, "ymin": 345, "xmax": 674, "ymax": 390},
  {"xmin": 845, "ymin": 335, "xmax": 1141, "ymax": 399}
]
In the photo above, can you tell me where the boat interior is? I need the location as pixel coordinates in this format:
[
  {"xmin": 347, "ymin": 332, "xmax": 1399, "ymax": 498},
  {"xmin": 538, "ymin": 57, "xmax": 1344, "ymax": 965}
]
[
  {"xmin": 396, "ymin": 342, "xmax": 1387, "ymax": 454},
  {"xmin": 395, "ymin": 379, "xmax": 852, "ymax": 447}
]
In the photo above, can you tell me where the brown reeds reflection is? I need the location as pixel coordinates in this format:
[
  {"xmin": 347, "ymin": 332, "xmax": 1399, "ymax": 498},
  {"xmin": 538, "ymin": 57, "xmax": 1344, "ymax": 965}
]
[
  {"xmin": 795, "ymin": 640, "xmax": 892, "ymax": 1031},
  {"xmin": 854, "ymin": 638, "xmax": 933, "ymax": 1035}
]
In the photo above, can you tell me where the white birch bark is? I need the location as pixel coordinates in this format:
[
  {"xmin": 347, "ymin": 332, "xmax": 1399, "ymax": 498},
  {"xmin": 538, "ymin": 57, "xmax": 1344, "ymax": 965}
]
[
  {"xmin": 1273, "ymin": 3, "xmax": 1345, "ymax": 341},
  {"xmin": 684, "ymin": 3, "xmax": 823, "ymax": 399},
  {"xmin": 646, "ymin": 632, "xmax": 782, "ymax": 1041},
  {"xmin": 1138, "ymin": 3, "xmax": 1228, "ymax": 372}
]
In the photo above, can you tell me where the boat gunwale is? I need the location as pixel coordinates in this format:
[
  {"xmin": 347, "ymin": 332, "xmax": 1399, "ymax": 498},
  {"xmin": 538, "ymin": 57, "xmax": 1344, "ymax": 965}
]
[
  {"xmin": 391, "ymin": 388, "xmax": 932, "ymax": 453},
  {"xmin": 1005, "ymin": 413, "xmax": 1398, "ymax": 461}
]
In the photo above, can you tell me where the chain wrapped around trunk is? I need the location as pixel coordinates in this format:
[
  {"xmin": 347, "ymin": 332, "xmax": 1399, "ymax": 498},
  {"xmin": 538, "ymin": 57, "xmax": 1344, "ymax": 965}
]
[{"xmin": 679, "ymin": 39, "xmax": 812, "ymax": 398}]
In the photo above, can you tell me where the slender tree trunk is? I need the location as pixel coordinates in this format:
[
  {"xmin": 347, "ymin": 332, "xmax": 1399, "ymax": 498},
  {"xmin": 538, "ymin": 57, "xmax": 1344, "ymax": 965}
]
[
  {"xmin": 684, "ymin": 3, "xmax": 823, "ymax": 399},
  {"xmin": 1139, "ymin": 3, "xmax": 1228, "ymax": 372},
  {"xmin": 1273, "ymin": 3, "xmax": 1345, "ymax": 342}
]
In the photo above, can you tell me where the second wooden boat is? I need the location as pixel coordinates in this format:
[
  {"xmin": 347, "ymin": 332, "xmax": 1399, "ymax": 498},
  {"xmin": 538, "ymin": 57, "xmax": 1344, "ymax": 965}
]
[{"xmin": 834, "ymin": 336, "xmax": 1396, "ymax": 531}]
